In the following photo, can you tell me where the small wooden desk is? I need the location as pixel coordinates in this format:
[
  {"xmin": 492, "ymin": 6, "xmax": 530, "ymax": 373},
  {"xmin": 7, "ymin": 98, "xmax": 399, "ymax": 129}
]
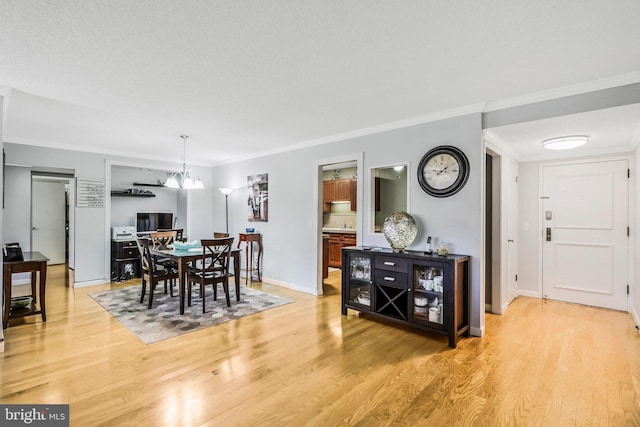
[
  {"xmin": 149, "ymin": 246, "xmax": 240, "ymax": 315},
  {"xmin": 238, "ymin": 233, "xmax": 263, "ymax": 285},
  {"xmin": 3, "ymin": 251, "xmax": 49, "ymax": 329}
]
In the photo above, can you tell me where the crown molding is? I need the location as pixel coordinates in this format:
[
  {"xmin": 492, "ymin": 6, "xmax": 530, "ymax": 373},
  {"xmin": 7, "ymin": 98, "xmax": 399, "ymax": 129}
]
[
  {"xmin": 212, "ymin": 102, "xmax": 487, "ymax": 166},
  {"xmin": 4, "ymin": 136, "xmax": 214, "ymax": 168},
  {"xmin": 484, "ymin": 71, "xmax": 640, "ymax": 112}
]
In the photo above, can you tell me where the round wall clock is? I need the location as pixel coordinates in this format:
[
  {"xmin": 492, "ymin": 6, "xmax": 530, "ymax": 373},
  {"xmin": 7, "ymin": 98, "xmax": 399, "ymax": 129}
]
[{"xmin": 417, "ymin": 145, "xmax": 470, "ymax": 197}]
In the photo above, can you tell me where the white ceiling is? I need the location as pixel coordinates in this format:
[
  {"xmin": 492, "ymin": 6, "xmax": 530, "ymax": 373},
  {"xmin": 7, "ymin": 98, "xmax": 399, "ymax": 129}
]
[{"xmin": 1, "ymin": 1, "xmax": 640, "ymax": 165}]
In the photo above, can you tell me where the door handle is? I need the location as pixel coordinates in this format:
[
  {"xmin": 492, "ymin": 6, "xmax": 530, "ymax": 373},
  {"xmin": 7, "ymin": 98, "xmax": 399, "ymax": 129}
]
[
  {"xmin": 546, "ymin": 227, "xmax": 551, "ymax": 241},
  {"xmin": 507, "ymin": 239, "xmax": 514, "ymax": 243}
]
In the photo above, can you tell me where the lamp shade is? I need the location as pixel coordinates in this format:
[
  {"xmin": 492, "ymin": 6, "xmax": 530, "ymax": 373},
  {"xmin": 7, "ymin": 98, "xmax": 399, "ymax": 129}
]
[{"xmin": 219, "ymin": 187, "xmax": 233, "ymax": 195}]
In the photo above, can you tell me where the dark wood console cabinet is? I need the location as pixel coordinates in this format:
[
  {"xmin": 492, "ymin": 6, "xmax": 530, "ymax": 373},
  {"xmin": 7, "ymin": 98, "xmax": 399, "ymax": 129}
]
[
  {"xmin": 111, "ymin": 239, "xmax": 140, "ymax": 281},
  {"xmin": 341, "ymin": 247, "xmax": 470, "ymax": 348}
]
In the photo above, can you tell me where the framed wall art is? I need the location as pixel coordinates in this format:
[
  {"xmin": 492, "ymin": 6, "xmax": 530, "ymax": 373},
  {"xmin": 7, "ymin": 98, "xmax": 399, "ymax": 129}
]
[{"xmin": 247, "ymin": 173, "xmax": 268, "ymax": 222}]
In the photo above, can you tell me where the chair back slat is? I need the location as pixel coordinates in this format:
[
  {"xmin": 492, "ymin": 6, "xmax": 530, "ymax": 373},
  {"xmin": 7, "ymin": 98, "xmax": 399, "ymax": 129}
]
[
  {"xmin": 149, "ymin": 230, "xmax": 176, "ymax": 247},
  {"xmin": 158, "ymin": 228, "xmax": 184, "ymax": 241}
]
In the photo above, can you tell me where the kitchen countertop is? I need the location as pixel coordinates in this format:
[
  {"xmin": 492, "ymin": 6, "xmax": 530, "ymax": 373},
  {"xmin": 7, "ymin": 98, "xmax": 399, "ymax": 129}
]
[{"xmin": 322, "ymin": 228, "xmax": 356, "ymax": 234}]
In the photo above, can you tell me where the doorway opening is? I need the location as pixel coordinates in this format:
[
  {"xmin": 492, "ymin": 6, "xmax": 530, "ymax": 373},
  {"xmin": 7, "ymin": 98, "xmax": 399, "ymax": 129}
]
[
  {"xmin": 31, "ymin": 171, "xmax": 75, "ymax": 282},
  {"xmin": 315, "ymin": 153, "xmax": 363, "ymax": 296}
]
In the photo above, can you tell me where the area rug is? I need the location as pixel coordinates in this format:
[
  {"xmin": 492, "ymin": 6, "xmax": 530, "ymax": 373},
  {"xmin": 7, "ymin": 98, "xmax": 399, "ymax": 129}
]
[{"xmin": 89, "ymin": 285, "xmax": 293, "ymax": 344}]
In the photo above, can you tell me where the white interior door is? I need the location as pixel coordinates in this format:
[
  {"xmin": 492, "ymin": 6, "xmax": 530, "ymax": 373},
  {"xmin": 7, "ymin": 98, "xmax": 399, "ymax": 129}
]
[
  {"xmin": 542, "ymin": 160, "xmax": 628, "ymax": 310},
  {"xmin": 505, "ymin": 158, "xmax": 518, "ymax": 304},
  {"xmin": 32, "ymin": 179, "xmax": 66, "ymax": 264}
]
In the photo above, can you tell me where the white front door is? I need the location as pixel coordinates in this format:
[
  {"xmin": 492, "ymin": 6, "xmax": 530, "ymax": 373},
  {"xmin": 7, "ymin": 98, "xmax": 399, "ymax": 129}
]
[{"xmin": 542, "ymin": 160, "xmax": 628, "ymax": 310}]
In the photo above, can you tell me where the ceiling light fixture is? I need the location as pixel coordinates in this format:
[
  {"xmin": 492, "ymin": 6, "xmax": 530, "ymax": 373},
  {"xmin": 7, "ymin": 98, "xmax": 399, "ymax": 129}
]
[
  {"xmin": 542, "ymin": 135, "xmax": 589, "ymax": 150},
  {"xmin": 164, "ymin": 135, "xmax": 204, "ymax": 189}
]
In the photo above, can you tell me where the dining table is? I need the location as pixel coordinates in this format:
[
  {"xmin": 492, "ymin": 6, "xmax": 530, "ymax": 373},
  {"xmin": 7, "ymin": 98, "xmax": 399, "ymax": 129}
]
[{"xmin": 149, "ymin": 245, "xmax": 241, "ymax": 315}]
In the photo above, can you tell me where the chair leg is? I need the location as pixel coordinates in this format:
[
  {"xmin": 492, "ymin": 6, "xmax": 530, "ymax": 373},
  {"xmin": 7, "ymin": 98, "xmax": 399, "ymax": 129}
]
[
  {"xmin": 223, "ymin": 278, "xmax": 231, "ymax": 307},
  {"xmin": 188, "ymin": 280, "xmax": 192, "ymax": 306},
  {"xmin": 148, "ymin": 281, "xmax": 156, "ymax": 309},
  {"xmin": 169, "ymin": 279, "xmax": 174, "ymax": 297},
  {"xmin": 140, "ymin": 278, "xmax": 147, "ymax": 304},
  {"xmin": 201, "ymin": 283, "xmax": 206, "ymax": 314},
  {"xmin": 213, "ymin": 283, "xmax": 217, "ymax": 301}
]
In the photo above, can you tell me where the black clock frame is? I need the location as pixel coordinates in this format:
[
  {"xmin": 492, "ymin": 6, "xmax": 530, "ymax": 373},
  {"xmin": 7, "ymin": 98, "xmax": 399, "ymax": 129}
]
[{"xmin": 417, "ymin": 145, "xmax": 470, "ymax": 198}]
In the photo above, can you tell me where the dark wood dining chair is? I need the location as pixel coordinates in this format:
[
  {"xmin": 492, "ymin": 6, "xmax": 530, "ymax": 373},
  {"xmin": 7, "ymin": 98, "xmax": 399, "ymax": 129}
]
[
  {"xmin": 148, "ymin": 230, "xmax": 179, "ymax": 295},
  {"xmin": 136, "ymin": 237, "xmax": 179, "ymax": 309},
  {"xmin": 187, "ymin": 237, "xmax": 234, "ymax": 312}
]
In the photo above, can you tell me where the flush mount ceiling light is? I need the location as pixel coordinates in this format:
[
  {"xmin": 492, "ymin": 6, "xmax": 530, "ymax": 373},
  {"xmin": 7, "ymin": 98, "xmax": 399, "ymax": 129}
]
[
  {"xmin": 542, "ymin": 135, "xmax": 589, "ymax": 150},
  {"xmin": 164, "ymin": 135, "xmax": 204, "ymax": 189}
]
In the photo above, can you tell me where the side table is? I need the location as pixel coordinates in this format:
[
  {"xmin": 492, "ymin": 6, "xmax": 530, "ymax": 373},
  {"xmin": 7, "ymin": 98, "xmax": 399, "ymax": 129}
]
[
  {"xmin": 237, "ymin": 233, "xmax": 263, "ymax": 285},
  {"xmin": 3, "ymin": 251, "xmax": 49, "ymax": 328}
]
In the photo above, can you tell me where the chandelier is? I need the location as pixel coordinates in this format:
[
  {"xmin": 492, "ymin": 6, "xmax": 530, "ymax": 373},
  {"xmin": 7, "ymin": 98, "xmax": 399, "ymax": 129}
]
[{"xmin": 164, "ymin": 135, "xmax": 204, "ymax": 189}]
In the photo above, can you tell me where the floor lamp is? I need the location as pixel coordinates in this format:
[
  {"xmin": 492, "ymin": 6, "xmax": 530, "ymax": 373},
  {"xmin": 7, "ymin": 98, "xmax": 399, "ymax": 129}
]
[{"xmin": 219, "ymin": 188, "xmax": 233, "ymax": 233}]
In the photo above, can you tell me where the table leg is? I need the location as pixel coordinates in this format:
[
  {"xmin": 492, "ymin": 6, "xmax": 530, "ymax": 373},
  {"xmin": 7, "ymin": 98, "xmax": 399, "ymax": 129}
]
[
  {"xmin": 3, "ymin": 267, "xmax": 11, "ymax": 329},
  {"xmin": 256, "ymin": 239, "xmax": 263, "ymax": 282},
  {"xmin": 31, "ymin": 271, "xmax": 37, "ymax": 304},
  {"xmin": 233, "ymin": 251, "xmax": 240, "ymax": 301},
  {"xmin": 244, "ymin": 244, "xmax": 249, "ymax": 285},
  {"xmin": 178, "ymin": 259, "xmax": 186, "ymax": 315},
  {"xmin": 39, "ymin": 262, "xmax": 47, "ymax": 322}
]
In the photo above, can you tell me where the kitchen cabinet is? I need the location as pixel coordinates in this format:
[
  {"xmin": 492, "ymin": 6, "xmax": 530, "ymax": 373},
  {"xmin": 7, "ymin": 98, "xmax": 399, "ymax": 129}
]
[
  {"xmin": 327, "ymin": 232, "xmax": 356, "ymax": 268},
  {"xmin": 341, "ymin": 247, "xmax": 470, "ymax": 348},
  {"xmin": 323, "ymin": 179, "xmax": 357, "ymax": 212}
]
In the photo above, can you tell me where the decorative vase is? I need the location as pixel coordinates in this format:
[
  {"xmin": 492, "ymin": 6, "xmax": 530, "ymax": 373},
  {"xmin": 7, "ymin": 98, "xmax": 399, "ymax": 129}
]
[{"xmin": 382, "ymin": 212, "xmax": 417, "ymax": 252}]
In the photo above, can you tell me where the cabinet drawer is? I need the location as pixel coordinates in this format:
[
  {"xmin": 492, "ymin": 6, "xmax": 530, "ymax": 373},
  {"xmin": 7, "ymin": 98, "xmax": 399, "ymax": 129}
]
[
  {"xmin": 343, "ymin": 235, "xmax": 356, "ymax": 246},
  {"xmin": 375, "ymin": 256, "xmax": 408, "ymax": 273},
  {"xmin": 374, "ymin": 271, "xmax": 408, "ymax": 288},
  {"xmin": 121, "ymin": 247, "xmax": 139, "ymax": 259}
]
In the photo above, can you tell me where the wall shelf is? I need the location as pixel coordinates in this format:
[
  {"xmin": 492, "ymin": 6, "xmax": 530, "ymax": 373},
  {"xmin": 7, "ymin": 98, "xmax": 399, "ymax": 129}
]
[
  {"xmin": 133, "ymin": 182, "xmax": 166, "ymax": 187},
  {"xmin": 111, "ymin": 191, "xmax": 156, "ymax": 198}
]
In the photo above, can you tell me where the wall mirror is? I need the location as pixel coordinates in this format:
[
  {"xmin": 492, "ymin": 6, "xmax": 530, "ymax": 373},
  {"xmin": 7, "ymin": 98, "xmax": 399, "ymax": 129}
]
[{"xmin": 370, "ymin": 163, "xmax": 409, "ymax": 233}]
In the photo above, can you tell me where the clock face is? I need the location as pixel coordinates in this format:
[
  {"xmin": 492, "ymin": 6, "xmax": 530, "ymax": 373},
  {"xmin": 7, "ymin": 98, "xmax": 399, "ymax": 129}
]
[
  {"xmin": 417, "ymin": 146, "xmax": 470, "ymax": 197},
  {"xmin": 424, "ymin": 153, "xmax": 460, "ymax": 190}
]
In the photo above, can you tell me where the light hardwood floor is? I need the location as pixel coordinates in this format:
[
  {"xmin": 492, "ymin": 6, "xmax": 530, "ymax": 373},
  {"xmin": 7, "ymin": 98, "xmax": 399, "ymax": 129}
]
[{"xmin": 1, "ymin": 265, "xmax": 640, "ymax": 426}]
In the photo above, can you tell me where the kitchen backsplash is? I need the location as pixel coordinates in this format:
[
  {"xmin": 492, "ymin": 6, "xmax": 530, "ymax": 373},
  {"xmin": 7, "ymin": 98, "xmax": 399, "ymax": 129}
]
[{"xmin": 323, "ymin": 203, "xmax": 357, "ymax": 229}]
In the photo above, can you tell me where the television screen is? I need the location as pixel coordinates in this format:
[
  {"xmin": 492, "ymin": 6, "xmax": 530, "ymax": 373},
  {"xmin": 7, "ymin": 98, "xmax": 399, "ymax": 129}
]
[{"xmin": 136, "ymin": 213, "xmax": 173, "ymax": 232}]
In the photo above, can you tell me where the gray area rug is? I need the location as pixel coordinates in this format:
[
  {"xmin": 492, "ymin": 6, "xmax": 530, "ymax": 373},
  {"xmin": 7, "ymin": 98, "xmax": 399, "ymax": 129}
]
[{"xmin": 90, "ymin": 285, "xmax": 293, "ymax": 344}]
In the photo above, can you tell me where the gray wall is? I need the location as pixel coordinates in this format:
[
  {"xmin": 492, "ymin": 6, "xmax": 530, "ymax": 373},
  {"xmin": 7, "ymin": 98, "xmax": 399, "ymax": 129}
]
[
  {"xmin": 110, "ymin": 166, "xmax": 180, "ymax": 229},
  {"xmin": 3, "ymin": 166, "xmax": 31, "ymax": 250},
  {"xmin": 213, "ymin": 113, "xmax": 485, "ymax": 334}
]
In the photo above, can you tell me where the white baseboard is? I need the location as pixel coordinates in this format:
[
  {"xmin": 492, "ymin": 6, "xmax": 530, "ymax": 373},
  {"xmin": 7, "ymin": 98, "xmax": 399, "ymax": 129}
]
[
  {"xmin": 259, "ymin": 276, "xmax": 318, "ymax": 295},
  {"xmin": 518, "ymin": 290, "xmax": 539, "ymax": 298},
  {"xmin": 10, "ymin": 278, "xmax": 32, "ymax": 286},
  {"xmin": 630, "ymin": 305, "xmax": 640, "ymax": 334},
  {"xmin": 470, "ymin": 325, "xmax": 484, "ymax": 337},
  {"xmin": 73, "ymin": 279, "xmax": 108, "ymax": 288}
]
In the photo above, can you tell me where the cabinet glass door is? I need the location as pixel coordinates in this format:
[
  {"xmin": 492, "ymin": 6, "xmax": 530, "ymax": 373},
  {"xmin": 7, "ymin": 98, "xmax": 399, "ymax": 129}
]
[
  {"xmin": 412, "ymin": 265, "xmax": 444, "ymax": 326},
  {"xmin": 347, "ymin": 254, "xmax": 372, "ymax": 309}
]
